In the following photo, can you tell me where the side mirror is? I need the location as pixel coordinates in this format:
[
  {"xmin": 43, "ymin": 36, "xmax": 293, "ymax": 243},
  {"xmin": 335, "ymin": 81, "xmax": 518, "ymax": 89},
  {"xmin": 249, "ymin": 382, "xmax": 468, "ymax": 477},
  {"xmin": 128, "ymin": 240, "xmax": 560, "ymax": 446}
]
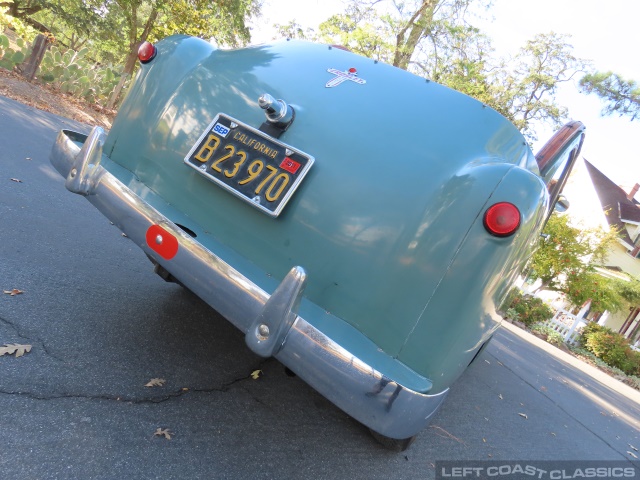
[{"xmin": 555, "ymin": 194, "xmax": 570, "ymax": 213}]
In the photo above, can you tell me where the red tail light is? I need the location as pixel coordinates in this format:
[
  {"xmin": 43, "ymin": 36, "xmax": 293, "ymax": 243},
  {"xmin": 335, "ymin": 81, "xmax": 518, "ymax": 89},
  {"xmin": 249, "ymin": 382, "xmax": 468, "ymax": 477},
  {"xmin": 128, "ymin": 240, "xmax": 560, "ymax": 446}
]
[
  {"xmin": 484, "ymin": 202, "xmax": 520, "ymax": 237},
  {"xmin": 138, "ymin": 41, "xmax": 157, "ymax": 63}
]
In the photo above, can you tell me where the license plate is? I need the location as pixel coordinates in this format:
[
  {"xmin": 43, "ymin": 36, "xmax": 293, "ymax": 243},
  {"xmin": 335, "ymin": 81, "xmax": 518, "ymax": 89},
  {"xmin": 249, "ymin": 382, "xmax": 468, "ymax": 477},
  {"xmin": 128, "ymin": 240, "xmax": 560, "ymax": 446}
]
[{"xmin": 184, "ymin": 114, "xmax": 314, "ymax": 217}]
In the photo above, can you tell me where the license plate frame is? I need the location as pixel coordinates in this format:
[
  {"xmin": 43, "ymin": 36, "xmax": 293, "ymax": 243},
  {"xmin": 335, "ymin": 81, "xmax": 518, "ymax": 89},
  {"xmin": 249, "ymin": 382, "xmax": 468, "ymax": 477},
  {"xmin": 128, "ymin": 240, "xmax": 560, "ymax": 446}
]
[{"xmin": 184, "ymin": 114, "xmax": 314, "ymax": 217}]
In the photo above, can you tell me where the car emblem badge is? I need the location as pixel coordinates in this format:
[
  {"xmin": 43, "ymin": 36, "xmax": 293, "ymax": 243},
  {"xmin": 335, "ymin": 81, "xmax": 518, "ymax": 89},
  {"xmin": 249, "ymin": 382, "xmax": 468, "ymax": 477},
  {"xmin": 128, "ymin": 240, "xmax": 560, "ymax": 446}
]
[{"xmin": 326, "ymin": 68, "xmax": 366, "ymax": 88}]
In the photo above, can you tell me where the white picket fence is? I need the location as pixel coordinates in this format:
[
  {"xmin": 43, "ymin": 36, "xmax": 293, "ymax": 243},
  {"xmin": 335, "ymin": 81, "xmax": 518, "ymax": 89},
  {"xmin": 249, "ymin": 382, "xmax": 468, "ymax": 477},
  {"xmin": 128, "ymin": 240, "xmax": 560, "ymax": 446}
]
[{"xmin": 544, "ymin": 309, "xmax": 587, "ymax": 346}]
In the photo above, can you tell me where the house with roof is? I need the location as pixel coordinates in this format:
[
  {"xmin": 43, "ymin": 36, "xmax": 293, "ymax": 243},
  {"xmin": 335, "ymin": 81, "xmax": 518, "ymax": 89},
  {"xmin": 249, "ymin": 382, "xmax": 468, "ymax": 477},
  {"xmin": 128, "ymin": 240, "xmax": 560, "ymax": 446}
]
[{"xmin": 561, "ymin": 158, "xmax": 640, "ymax": 345}]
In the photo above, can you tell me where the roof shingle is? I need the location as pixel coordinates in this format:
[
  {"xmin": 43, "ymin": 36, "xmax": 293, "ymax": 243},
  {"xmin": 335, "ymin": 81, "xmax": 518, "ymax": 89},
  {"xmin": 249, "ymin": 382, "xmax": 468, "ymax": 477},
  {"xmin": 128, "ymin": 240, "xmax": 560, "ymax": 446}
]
[{"xmin": 584, "ymin": 159, "xmax": 638, "ymax": 247}]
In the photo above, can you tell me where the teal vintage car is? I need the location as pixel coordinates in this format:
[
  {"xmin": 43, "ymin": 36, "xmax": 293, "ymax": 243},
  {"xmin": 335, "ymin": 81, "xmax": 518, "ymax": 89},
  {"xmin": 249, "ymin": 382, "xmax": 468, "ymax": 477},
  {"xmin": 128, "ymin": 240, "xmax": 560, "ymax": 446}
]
[{"xmin": 50, "ymin": 35, "xmax": 584, "ymax": 450}]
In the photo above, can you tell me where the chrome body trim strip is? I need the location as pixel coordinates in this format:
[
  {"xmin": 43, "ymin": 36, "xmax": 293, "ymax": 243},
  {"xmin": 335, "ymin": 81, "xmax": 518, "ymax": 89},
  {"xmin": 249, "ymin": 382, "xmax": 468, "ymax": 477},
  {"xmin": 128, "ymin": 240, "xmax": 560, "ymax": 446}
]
[{"xmin": 50, "ymin": 127, "xmax": 449, "ymax": 440}]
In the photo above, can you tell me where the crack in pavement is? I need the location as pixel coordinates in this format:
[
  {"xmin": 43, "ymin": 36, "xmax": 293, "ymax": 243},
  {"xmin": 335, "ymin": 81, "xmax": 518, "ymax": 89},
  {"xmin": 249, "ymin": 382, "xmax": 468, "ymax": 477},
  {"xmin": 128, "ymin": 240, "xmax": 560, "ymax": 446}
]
[
  {"xmin": 0, "ymin": 357, "xmax": 275, "ymax": 405},
  {"xmin": 0, "ymin": 313, "xmax": 33, "ymax": 341},
  {"xmin": 0, "ymin": 313, "xmax": 66, "ymax": 362}
]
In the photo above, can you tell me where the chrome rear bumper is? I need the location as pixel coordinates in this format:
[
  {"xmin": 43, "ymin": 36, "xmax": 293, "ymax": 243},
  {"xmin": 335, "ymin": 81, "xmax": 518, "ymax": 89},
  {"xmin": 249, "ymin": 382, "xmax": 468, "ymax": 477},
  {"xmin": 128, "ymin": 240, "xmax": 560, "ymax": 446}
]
[{"xmin": 50, "ymin": 127, "xmax": 448, "ymax": 440}]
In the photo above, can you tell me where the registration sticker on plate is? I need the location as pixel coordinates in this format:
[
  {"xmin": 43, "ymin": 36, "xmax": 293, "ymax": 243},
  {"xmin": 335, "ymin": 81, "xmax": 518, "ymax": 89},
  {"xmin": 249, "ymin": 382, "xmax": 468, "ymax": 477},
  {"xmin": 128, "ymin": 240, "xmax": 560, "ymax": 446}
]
[{"xmin": 184, "ymin": 114, "xmax": 314, "ymax": 217}]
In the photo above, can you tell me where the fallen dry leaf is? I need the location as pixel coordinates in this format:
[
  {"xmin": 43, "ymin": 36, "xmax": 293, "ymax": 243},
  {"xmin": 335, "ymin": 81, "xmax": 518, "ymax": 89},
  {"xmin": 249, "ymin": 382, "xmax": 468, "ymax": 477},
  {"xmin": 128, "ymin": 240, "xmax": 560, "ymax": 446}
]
[
  {"xmin": 154, "ymin": 428, "xmax": 172, "ymax": 440},
  {"xmin": 144, "ymin": 378, "xmax": 166, "ymax": 388},
  {"xmin": 0, "ymin": 343, "xmax": 32, "ymax": 357},
  {"xmin": 518, "ymin": 413, "xmax": 528, "ymax": 419},
  {"xmin": 429, "ymin": 425, "xmax": 465, "ymax": 444},
  {"xmin": 10, "ymin": 178, "xmax": 23, "ymax": 183},
  {"xmin": 3, "ymin": 289, "xmax": 24, "ymax": 296},
  {"xmin": 251, "ymin": 369, "xmax": 262, "ymax": 380}
]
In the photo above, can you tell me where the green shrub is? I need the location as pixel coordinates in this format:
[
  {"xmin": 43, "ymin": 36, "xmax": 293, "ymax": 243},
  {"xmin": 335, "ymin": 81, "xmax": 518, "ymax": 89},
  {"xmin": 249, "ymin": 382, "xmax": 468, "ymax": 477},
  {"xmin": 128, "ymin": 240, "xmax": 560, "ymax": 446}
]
[
  {"xmin": 505, "ymin": 307, "xmax": 520, "ymax": 322},
  {"xmin": 500, "ymin": 287, "xmax": 522, "ymax": 313},
  {"xmin": 502, "ymin": 289, "xmax": 554, "ymax": 327},
  {"xmin": 530, "ymin": 323, "xmax": 565, "ymax": 346},
  {"xmin": 627, "ymin": 375, "xmax": 640, "ymax": 390},
  {"xmin": 547, "ymin": 330, "xmax": 565, "ymax": 346},
  {"xmin": 579, "ymin": 322, "xmax": 640, "ymax": 376}
]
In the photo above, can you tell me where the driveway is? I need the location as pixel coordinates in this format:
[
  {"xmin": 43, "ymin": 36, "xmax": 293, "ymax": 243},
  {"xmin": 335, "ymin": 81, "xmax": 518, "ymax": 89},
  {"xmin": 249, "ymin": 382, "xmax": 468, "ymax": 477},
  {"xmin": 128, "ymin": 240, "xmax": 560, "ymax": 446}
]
[{"xmin": 1, "ymin": 95, "xmax": 638, "ymax": 479}]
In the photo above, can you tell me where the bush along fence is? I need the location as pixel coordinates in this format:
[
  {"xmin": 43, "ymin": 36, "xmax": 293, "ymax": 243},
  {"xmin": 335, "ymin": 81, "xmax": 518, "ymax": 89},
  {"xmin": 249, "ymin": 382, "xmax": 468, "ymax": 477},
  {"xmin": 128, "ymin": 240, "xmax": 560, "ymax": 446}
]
[
  {"xmin": 579, "ymin": 322, "xmax": 640, "ymax": 377},
  {"xmin": 0, "ymin": 30, "xmax": 126, "ymax": 108},
  {"xmin": 502, "ymin": 288, "xmax": 640, "ymax": 388},
  {"xmin": 543, "ymin": 309, "xmax": 587, "ymax": 346}
]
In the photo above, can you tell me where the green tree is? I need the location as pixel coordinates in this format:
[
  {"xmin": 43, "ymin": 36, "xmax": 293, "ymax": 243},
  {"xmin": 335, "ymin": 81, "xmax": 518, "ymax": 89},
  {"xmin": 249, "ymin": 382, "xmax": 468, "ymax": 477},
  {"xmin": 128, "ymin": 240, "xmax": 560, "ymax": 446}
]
[
  {"xmin": 530, "ymin": 213, "xmax": 591, "ymax": 293},
  {"xmin": 0, "ymin": 0, "xmax": 46, "ymax": 23},
  {"xmin": 615, "ymin": 276, "xmax": 640, "ymax": 305},
  {"xmin": 529, "ymin": 213, "xmax": 621, "ymax": 312},
  {"xmin": 314, "ymin": 0, "xmax": 488, "ymax": 69},
  {"xmin": 579, "ymin": 71, "xmax": 640, "ymax": 121},
  {"xmin": 564, "ymin": 271, "xmax": 623, "ymax": 314},
  {"xmin": 105, "ymin": 0, "xmax": 260, "ymax": 109},
  {"xmin": 274, "ymin": 20, "xmax": 311, "ymax": 41},
  {"xmin": 151, "ymin": 0, "xmax": 260, "ymax": 46},
  {"xmin": 31, "ymin": 0, "xmax": 116, "ymax": 51},
  {"xmin": 104, "ymin": 0, "xmax": 159, "ymax": 108},
  {"xmin": 313, "ymin": 7, "xmax": 394, "ymax": 63},
  {"xmin": 490, "ymin": 33, "xmax": 586, "ymax": 140}
]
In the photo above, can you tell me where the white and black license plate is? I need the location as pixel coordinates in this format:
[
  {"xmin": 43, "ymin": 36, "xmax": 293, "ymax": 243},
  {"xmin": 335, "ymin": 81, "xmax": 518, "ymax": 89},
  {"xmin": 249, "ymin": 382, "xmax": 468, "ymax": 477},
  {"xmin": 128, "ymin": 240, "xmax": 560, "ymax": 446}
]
[{"xmin": 184, "ymin": 114, "xmax": 314, "ymax": 217}]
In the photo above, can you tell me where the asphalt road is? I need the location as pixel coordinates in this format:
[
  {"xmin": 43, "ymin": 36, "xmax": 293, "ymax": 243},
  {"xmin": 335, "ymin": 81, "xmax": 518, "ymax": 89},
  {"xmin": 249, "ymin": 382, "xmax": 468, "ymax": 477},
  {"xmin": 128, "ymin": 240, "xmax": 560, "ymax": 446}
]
[{"xmin": 1, "ymin": 95, "xmax": 639, "ymax": 479}]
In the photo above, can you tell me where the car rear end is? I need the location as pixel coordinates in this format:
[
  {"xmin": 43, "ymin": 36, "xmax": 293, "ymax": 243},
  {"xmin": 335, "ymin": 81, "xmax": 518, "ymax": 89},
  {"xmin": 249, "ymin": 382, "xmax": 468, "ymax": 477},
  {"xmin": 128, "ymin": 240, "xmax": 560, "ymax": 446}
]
[{"xmin": 50, "ymin": 35, "xmax": 549, "ymax": 442}]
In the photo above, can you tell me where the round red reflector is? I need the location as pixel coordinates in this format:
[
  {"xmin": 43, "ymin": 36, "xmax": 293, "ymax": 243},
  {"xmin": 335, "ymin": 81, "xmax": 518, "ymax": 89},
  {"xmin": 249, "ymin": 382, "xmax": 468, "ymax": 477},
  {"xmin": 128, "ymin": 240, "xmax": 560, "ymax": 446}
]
[
  {"xmin": 483, "ymin": 202, "xmax": 520, "ymax": 237},
  {"xmin": 138, "ymin": 41, "xmax": 157, "ymax": 63}
]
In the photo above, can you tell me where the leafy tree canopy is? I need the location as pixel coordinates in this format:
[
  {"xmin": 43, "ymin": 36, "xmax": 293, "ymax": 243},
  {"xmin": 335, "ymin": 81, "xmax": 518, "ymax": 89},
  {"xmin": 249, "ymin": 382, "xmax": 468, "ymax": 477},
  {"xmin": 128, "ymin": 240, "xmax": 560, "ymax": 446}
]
[
  {"xmin": 580, "ymin": 71, "xmax": 640, "ymax": 121},
  {"xmin": 564, "ymin": 271, "xmax": 624, "ymax": 314},
  {"xmin": 528, "ymin": 213, "xmax": 626, "ymax": 312},
  {"xmin": 15, "ymin": 0, "xmax": 260, "ymax": 106}
]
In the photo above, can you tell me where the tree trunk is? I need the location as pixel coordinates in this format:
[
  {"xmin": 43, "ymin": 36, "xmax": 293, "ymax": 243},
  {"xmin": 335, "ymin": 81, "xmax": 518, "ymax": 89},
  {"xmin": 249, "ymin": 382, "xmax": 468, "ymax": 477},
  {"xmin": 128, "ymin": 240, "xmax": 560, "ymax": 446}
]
[
  {"xmin": 106, "ymin": 7, "xmax": 158, "ymax": 110},
  {"xmin": 392, "ymin": 0, "xmax": 437, "ymax": 70},
  {"xmin": 106, "ymin": 71, "xmax": 130, "ymax": 111},
  {"xmin": 532, "ymin": 280, "xmax": 551, "ymax": 294}
]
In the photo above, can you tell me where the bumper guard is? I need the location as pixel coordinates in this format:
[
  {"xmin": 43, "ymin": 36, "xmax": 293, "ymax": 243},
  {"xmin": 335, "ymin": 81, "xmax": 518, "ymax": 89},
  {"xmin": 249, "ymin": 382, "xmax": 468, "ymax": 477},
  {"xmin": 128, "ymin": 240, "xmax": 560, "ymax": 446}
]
[{"xmin": 50, "ymin": 127, "xmax": 448, "ymax": 440}]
